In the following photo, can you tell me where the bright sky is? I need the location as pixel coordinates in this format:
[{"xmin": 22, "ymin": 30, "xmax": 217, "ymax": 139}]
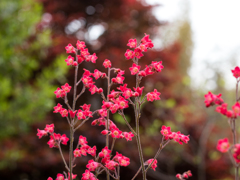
[{"xmin": 145, "ymin": 0, "xmax": 240, "ymax": 90}]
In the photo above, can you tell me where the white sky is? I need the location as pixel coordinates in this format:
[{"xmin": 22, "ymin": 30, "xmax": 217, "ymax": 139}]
[{"xmin": 146, "ymin": 0, "xmax": 240, "ymax": 90}]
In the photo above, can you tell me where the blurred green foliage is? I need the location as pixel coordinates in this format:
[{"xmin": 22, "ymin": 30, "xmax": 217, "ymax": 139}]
[{"xmin": 0, "ymin": 0, "xmax": 69, "ymax": 139}]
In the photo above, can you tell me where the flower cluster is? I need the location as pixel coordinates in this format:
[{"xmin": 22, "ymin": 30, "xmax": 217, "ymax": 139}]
[
  {"xmin": 176, "ymin": 170, "xmax": 192, "ymax": 180},
  {"xmin": 37, "ymin": 124, "xmax": 69, "ymax": 148},
  {"xmin": 160, "ymin": 125, "xmax": 189, "ymax": 145},
  {"xmin": 38, "ymin": 35, "xmax": 191, "ymax": 180},
  {"xmin": 205, "ymin": 66, "xmax": 240, "ymax": 177}
]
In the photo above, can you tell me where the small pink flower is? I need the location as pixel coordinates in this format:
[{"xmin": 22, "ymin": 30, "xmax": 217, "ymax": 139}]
[
  {"xmin": 45, "ymin": 124, "xmax": 54, "ymax": 133},
  {"xmin": 231, "ymin": 66, "xmax": 240, "ymax": 78},
  {"xmin": 76, "ymin": 40, "xmax": 86, "ymax": 50},
  {"xmin": 61, "ymin": 83, "xmax": 72, "ymax": 93},
  {"xmin": 77, "ymin": 55, "xmax": 85, "ymax": 64},
  {"xmin": 129, "ymin": 63, "xmax": 141, "ymax": 75},
  {"xmin": 112, "ymin": 75, "xmax": 125, "ymax": 84},
  {"xmin": 69, "ymin": 110, "xmax": 77, "ymax": 118},
  {"xmin": 160, "ymin": 125, "xmax": 172, "ymax": 138},
  {"xmin": 233, "ymin": 144, "xmax": 240, "ymax": 163},
  {"xmin": 79, "ymin": 135, "xmax": 88, "ymax": 145},
  {"xmin": 74, "ymin": 148, "xmax": 81, "ymax": 157},
  {"xmin": 77, "ymin": 109, "xmax": 86, "ymax": 120},
  {"xmin": 105, "ymin": 160, "xmax": 118, "ymax": 171},
  {"xmin": 53, "ymin": 103, "xmax": 62, "ymax": 113},
  {"xmin": 127, "ymin": 38, "xmax": 137, "ymax": 48},
  {"xmin": 123, "ymin": 132, "xmax": 134, "ymax": 141},
  {"xmin": 81, "ymin": 48, "xmax": 90, "ymax": 56},
  {"xmin": 65, "ymin": 43, "xmax": 76, "ymax": 54},
  {"xmin": 86, "ymin": 53, "xmax": 98, "ymax": 63},
  {"xmin": 217, "ymin": 138, "xmax": 230, "ymax": 153},
  {"xmin": 60, "ymin": 108, "xmax": 68, "ymax": 117},
  {"xmin": 60, "ymin": 134, "xmax": 69, "ymax": 145},
  {"xmin": 204, "ymin": 91, "xmax": 223, "ymax": 107},
  {"xmin": 56, "ymin": 173, "xmax": 64, "ymax": 180},
  {"xmin": 37, "ymin": 129, "xmax": 47, "ymax": 139},
  {"xmin": 99, "ymin": 146, "xmax": 111, "ymax": 158},
  {"xmin": 103, "ymin": 59, "xmax": 112, "ymax": 68},
  {"xmin": 151, "ymin": 61, "xmax": 164, "ymax": 72},
  {"xmin": 88, "ymin": 146, "xmax": 97, "ymax": 157},
  {"xmin": 134, "ymin": 48, "xmax": 143, "ymax": 59},
  {"xmin": 86, "ymin": 160, "xmax": 99, "ymax": 171},
  {"xmin": 65, "ymin": 55, "xmax": 75, "ymax": 66},
  {"xmin": 146, "ymin": 159, "xmax": 157, "ymax": 171},
  {"xmin": 92, "ymin": 69, "xmax": 102, "ymax": 80},
  {"xmin": 232, "ymin": 102, "xmax": 240, "ymax": 116},
  {"xmin": 124, "ymin": 49, "xmax": 134, "ymax": 60}
]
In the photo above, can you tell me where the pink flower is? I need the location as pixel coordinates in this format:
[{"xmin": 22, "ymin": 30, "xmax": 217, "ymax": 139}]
[
  {"xmin": 146, "ymin": 159, "xmax": 157, "ymax": 171},
  {"xmin": 60, "ymin": 134, "xmax": 69, "ymax": 145},
  {"xmin": 133, "ymin": 86, "xmax": 144, "ymax": 96},
  {"xmin": 77, "ymin": 55, "xmax": 85, "ymax": 64},
  {"xmin": 65, "ymin": 43, "xmax": 76, "ymax": 54},
  {"xmin": 69, "ymin": 110, "xmax": 77, "ymax": 118},
  {"xmin": 160, "ymin": 125, "xmax": 172, "ymax": 138},
  {"xmin": 122, "ymin": 88, "xmax": 133, "ymax": 99},
  {"xmin": 127, "ymin": 38, "xmax": 137, "ymax": 48},
  {"xmin": 60, "ymin": 108, "xmax": 68, "ymax": 117},
  {"xmin": 79, "ymin": 135, "xmax": 88, "ymax": 145},
  {"xmin": 61, "ymin": 83, "xmax": 72, "ymax": 93},
  {"xmin": 231, "ymin": 66, "xmax": 240, "ymax": 78},
  {"xmin": 54, "ymin": 87, "xmax": 65, "ymax": 98},
  {"xmin": 115, "ymin": 96, "xmax": 129, "ymax": 109},
  {"xmin": 110, "ymin": 103, "xmax": 119, "ymax": 114},
  {"xmin": 77, "ymin": 109, "xmax": 86, "ymax": 120},
  {"xmin": 204, "ymin": 91, "xmax": 223, "ymax": 107},
  {"xmin": 88, "ymin": 146, "xmax": 97, "ymax": 157},
  {"xmin": 151, "ymin": 61, "xmax": 164, "ymax": 72},
  {"xmin": 81, "ymin": 170, "xmax": 96, "ymax": 180},
  {"xmin": 89, "ymin": 85, "xmax": 98, "ymax": 95},
  {"xmin": 103, "ymin": 59, "xmax": 112, "ymax": 68},
  {"xmin": 217, "ymin": 138, "xmax": 230, "ymax": 153},
  {"xmin": 86, "ymin": 160, "xmax": 99, "ymax": 171},
  {"xmin": 123, "ymin": 132, "xmax": 134, "ymax": 141},
  {"xmin": 112, "ymin": 75, "xmax": 125, "ymax": 84},
  {"xmin": 47, "ymin": 177, "xmax": 53, "ymax": 180},
  {"xmin": 105, "ymin": 160, "xmax": 118, "ymax": 171},
  {"xmin": 45, "ymin": 124, "xmax": 54, "ymax": 133},
  {"xmin": 37, "ymin": 129, "xmax": 47, "ymax": 139},
  {"xmin": 99, "ymin": 146, "xmax": 111, "ymax": 158},
  {"xmin": 232, "ymin": 102, "xmax": 240, "ymax": 116},
  {"xmin": 92, "ymin": 69, "xmax": 102, "ymax": 80},
  {"xmin": 74, "ymin": 148, "xmax": 81, "ymax": 157},
  {"xmin": 76, "ymin": 40, "xmax": 86, "ymax": 50},
  {"xmin": 124, "ymin": 49, "xmax": 134, "ymax": 60},
  {"xmin": 86, "ymin": 53, "xmax": 98, "ymax": 63},
  {"xmin": 129, "ymin": 63, "xmax": 141, "ymax": 75},
  {"xmin": 110, "ymin": 128, "xmax": 122, "ymax": 138},
  {"xmin": 113, "ymin": 152, "xmax": 130, "ymax": 166},
  {"xmin": 134, "ymin": 48, "xmax": 143, "ymax": 59},
  {"xmin": 146, "ymin": 89, "xmax": 161, "ymax": 102},
  {"xmin": 56, "ymin": 173, "xmax": 64, "ymax": 180},
  {"xmin": 216, "ymin": 103, "xmax": 228, "ymax": 115},
  {"xmin": 65, "ymin": 55, "xmax": 75, "ymax": 66},
  {"xmin": 81, "ymin": 48, "xmax": 90, "ymax": 56},
  {"xmin": 233, "ymin": 144, "xmax": 240, "ymax": 163},
  {"xmin": 53, "ymin": 103, "xmax": 62, "ymax": 113}
]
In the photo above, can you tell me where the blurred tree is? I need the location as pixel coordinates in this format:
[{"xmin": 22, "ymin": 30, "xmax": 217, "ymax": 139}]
[{"xmin": 0, "ymin": 0, "xmax": 69, "ymax": 169}]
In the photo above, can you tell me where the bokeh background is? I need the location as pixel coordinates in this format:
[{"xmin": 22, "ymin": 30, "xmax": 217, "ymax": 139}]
[{"xmin": 0, "ymin": 0, "xmax": 239, "ymax": 179}]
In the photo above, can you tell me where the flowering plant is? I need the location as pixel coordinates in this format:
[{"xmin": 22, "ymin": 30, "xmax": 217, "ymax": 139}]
[
  {"xmin": 204, "ymin": 66, "xmax": 240, "ymax": 180},
  {"xmin": 37, "ymin": 34, "xmax": 190, "ymax": 180}
]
